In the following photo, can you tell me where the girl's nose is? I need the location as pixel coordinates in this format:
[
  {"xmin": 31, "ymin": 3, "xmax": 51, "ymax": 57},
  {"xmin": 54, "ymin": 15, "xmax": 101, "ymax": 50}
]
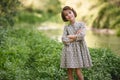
[
  {"xmin": 68, "ymin": 14, "xmax": 71, "ymax": 16},
  {"xmin": 67, "ymin": 14, "xmax": 71, "ymax": 18}
]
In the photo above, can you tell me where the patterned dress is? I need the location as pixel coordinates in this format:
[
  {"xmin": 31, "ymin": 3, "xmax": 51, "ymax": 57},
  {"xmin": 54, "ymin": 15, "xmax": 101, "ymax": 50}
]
[{"xmin": 60, "ymin": 21, "xmax": 92, "ymax": 68}]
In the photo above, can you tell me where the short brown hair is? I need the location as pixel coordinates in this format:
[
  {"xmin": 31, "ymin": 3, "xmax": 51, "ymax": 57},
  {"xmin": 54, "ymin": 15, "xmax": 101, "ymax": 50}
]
[{"xmin": 61, "ymin": 6, "xmax": 77, "ymax": 22}]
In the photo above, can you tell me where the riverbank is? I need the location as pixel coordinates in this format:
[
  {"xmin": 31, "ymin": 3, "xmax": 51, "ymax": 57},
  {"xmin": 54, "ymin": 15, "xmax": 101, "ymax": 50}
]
[{"xmin": 89, "ymin": 28, "xmax": 115, "ymax": 35}]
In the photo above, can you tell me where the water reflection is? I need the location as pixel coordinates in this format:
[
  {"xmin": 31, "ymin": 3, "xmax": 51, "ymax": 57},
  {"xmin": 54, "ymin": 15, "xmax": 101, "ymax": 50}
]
[{"xmin": 85, "ymin": 30, "xmax": 120, "ymax": 54}]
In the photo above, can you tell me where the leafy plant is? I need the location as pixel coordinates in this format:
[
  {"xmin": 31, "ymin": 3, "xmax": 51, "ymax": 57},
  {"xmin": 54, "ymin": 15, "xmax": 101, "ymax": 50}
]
[
  {"xmin": 0, "ymin": 0, "xmax": 20, "ymax": 27},
  {"xmin": 0, "ymin": 26, "xmax": 120, "ymax": 80},
  {"xmin": 82, "ymin": 48, "xmax": 120, "ymax": 80},
  {"xmin": 83, "ymin": 0, "xmax": 120, "ymax": 36}
]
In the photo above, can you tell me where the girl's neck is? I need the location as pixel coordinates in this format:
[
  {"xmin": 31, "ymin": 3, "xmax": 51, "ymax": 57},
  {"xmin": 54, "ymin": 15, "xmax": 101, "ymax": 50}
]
[{"xmin": 70, "ymin": 20, "xmax": 76, "ymax": 25}]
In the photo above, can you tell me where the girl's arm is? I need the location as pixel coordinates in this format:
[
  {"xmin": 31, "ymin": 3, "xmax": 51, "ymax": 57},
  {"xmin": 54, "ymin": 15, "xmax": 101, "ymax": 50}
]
[
  {"xmin": 67, "ymin": 27, "xmax": 84, "ymax": 41},
  {"xmin": 67, "ymin": 35, "xmax": 77, "ymax": 41},
  {"xmin": 62, "ymin": 23, "xmax": 86, "ymax": 43},
  {"xmin": 62, "ymin": 26, "xmax": 72, "ymax": 45},
  {"xmin": 75, "ymin": 23, "xmax": 86, "ymax": 41},
  {"xmin": 68, "ymin": 23, "xmax": 86, "ymax": 41}
]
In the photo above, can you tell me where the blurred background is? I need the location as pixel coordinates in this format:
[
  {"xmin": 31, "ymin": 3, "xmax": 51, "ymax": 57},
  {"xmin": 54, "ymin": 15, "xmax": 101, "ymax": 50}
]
[{"xmin": 12, "ymin": 0, "xmax": 120, "ymax": 54}]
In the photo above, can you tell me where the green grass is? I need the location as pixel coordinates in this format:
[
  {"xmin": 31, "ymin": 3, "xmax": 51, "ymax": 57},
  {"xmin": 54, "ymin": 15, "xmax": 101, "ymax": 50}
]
[{"xmin": 0, "ymin": 25, "xmax": 120, "ymax": 80}]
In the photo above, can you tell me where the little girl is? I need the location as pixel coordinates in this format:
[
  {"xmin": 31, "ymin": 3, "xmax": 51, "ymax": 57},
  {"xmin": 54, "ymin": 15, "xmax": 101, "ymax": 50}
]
[{"xmin": 60, "ymin": 6, "xmax": 92, "ymax": 80}]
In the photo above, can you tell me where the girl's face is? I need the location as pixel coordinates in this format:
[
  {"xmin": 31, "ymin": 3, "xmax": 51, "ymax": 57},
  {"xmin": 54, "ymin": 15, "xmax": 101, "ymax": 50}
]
[{"xmin": 63, "ymin": 10, "xmax": 75, "ymax": 22}]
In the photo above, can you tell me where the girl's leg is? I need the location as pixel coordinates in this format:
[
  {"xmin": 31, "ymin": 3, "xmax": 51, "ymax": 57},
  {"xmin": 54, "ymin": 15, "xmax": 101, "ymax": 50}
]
[
  {"xmin": 67, "ymin": 68, "xmax": 74, "ymax": 80},
  {"xmin": 75, "ymin": 68, "xmax": 84, "ymax": 80}
]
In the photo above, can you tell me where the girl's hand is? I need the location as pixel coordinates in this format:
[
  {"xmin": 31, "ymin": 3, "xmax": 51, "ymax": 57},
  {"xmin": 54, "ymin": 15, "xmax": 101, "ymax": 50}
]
[
  {"xmin": 67, "ymin": 35, "xmax": 76, "ymax": 39},
  {"xmin": 69, "ymin": 39, "xmax": 74, "ymax": 42},
  {"xmin": 67, "ymin": 35, "xmax": 77, "ymax": 42}
]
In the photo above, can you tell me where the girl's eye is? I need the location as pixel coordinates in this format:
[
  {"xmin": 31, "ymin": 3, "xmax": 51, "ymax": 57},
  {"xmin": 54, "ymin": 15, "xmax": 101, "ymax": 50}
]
[{"xmin": 69, "ymin": 11, "xmax": 72, "ymax": 14}]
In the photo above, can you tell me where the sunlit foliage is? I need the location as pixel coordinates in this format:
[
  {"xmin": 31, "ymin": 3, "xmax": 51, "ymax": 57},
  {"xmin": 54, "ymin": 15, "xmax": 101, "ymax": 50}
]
[
  {"xmin": 82, "ymin": 0, "xmax": 120, "ymax": 36},
  {"xmin": 91, "ymin": 0, "xmax": 120, "ymax": 29},
  {"xmin": 0, "ymin": 0, "xmax": 20, "ymax": 27},
  {"xmin": 20, "ymin": 0, "xmax": 61, "ymax": 15}
]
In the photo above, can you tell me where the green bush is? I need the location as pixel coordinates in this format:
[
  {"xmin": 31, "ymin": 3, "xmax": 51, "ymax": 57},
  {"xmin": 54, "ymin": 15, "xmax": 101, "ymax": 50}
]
[
  {"xmin": 83, "ymin": 48, "xmax": 120, "ymax": 80},
  {"xmin": 16, "ymin": 10, "xmax": 61, "ymax": 24},
  {"xmin": 0, "ymin": 27, "xmax": 65, "ymax": 80},
  {"xmin": 0, "ymin": 26, "xmax": 120, "ymax": 80},
  {"xmin": 91, "ymin": 0, "xmax": 120, "ymax": 29},
  {"xmin": 0, "ymin": 28, "xmax": 65, "ymax": 80},
  {"xmin": 16, "ymin": 11, "xmax": 43, "ymax": 24},
  {"xmin": 0, "ymin": 0, "xmax": 20, "ymax": 27}
]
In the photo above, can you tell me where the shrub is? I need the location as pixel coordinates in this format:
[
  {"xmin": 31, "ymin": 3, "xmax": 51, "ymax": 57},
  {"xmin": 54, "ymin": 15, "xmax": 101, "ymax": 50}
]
[
  {"xmin": 0, "ymin": 27, "xmax": 120, "ymax": 80},
  {"xmin": 0, "ymin": 27, "xmax": 65, "ymax": 80},
  {"xmin": 82, "ymin": 48, "xmax": 120, "ymax": 80},
  {"xmin": 0, "ymin": 0, "xmax": 20, "ymax": 27}
]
